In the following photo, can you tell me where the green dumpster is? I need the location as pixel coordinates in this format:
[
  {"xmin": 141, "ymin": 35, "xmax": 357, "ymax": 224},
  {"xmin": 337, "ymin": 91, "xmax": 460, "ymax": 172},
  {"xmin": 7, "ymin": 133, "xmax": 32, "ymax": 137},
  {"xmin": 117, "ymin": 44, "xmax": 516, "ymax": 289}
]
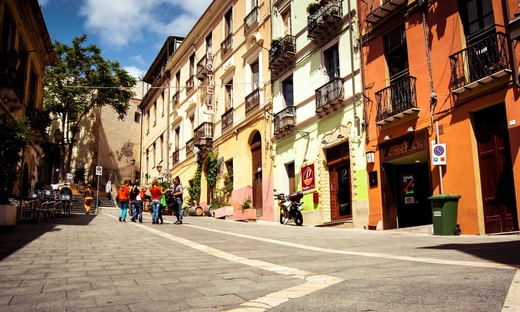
[{"xmin": 428, "ymin": 194, "xmax": 461, "ymax": 235}]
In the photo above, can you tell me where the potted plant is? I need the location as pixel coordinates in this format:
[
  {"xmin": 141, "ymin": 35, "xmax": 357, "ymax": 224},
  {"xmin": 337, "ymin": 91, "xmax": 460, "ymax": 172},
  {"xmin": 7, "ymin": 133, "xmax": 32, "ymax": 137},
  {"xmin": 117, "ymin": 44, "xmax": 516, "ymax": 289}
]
[
  {"xmin": 306, "ymin": 2, "xmax": 321, "ymax": 15},
  {"xmin": 233, "ymin": 197, "xmax": 256, "ymax": 221}
]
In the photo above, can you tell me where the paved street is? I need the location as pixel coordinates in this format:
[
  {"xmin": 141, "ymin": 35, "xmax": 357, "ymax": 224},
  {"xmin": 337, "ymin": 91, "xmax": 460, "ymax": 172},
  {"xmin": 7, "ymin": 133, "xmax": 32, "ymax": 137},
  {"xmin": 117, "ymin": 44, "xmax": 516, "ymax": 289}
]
[{"xmin": 1, "ymin": 213, "xmax": 520, "ymax": 311}]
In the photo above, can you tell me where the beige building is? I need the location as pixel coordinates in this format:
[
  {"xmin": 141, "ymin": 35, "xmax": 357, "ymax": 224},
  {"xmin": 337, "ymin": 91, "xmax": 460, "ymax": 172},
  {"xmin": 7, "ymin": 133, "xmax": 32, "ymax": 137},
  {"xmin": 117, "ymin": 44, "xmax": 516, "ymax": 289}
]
[
  {"xmin": 0, "ymin": 0, "xmax": 56, "ymax": 196},
  {"xmin": 141, "ymin": 0, "xmax": 274, "ymax": 219}
]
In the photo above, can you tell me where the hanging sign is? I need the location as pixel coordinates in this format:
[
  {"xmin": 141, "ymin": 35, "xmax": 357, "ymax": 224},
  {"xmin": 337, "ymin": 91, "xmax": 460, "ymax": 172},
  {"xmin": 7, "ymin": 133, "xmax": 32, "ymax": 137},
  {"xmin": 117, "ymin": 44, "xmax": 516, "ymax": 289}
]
[
  {"xmin": 301, "ymin": 164, "xmax": 315, "ymax": 191},
  {"xmin": 432, "ymin": 143, "xmax": 446, "ymax": 165}
]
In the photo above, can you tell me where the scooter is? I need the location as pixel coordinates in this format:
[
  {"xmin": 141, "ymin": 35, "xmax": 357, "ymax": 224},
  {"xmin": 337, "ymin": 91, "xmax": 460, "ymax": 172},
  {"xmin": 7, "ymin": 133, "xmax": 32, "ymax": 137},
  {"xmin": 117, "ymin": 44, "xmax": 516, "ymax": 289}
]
[{"xmin": 274, "ymin": 191, "xmax": 304, "ymax": 226}]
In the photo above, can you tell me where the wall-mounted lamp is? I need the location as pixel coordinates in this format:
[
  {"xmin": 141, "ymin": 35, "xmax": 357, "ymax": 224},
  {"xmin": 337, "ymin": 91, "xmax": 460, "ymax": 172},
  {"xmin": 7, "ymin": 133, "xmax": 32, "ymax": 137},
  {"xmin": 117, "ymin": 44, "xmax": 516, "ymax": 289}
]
[
  {"xmin": 294, "ymin": 129, "xmax": 310, "ymax": 139},
  {"xmin": 366, "ymin": 151, "xmax": 375, "ymax": 164},
  {"xmin": 156, "ymin": 165, "xmax": 162, "ymax": 173},
  {"xmin": 383, "ymin": 135, "xmax": 391, "ymax": 141},
  {"xmin": 407, "ymin": 126, "xmax": 415, "ymax": 133}
]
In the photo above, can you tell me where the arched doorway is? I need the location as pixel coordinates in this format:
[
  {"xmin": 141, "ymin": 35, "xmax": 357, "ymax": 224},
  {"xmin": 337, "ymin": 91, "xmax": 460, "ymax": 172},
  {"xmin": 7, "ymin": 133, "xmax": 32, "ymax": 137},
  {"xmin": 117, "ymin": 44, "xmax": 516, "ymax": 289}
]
[{"xmin": 250, "ymin": 132, "xmax": 262, "ymax": 216}]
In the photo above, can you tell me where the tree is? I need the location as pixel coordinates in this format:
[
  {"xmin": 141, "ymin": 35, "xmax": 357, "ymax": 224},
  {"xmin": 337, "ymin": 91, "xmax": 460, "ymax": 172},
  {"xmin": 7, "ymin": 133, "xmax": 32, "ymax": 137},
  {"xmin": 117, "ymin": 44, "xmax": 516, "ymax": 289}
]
[
  {"xmin": 43, "ymin": 34, "xmax": 136, "ymax": 179},
  {"xmin": 0, "ymin": 115, "xmax": 33, "ymax": 204}
]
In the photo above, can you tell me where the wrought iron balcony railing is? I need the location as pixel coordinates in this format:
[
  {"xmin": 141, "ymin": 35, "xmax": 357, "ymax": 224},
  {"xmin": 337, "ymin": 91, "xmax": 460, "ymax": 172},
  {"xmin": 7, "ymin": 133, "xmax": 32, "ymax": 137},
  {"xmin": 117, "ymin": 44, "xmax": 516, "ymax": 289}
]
[
  {"xmin": 364, "ymin": 0, "xmax": 407, "ymax": 24},
  {"xmin": 315, "ymin": 77, "xmax": 344, "ymax": 118},
  {"xmin": 450, "ymin": 30, "xmax": 512, "ymax": 94},
  {"xmin": 193, "ymin": 121, "xmax": 214, "ymax": 148},
  {"xmin": 375, "ymin": 76, "xmax": 419, "ymax": 125},
  {"xmin": 186, "ymin": 75, "xmax": 195, "ymax": 93},
  {"xmin": 245, "ymin": 88, "xmax": 260, "ymax": 115},
  {"xmin": 244, "ymin": 6, "xmax": 259, "ymax": 34},
  {"xmin": 221, "ymin": 34, "xmax": 233, "ymax": 56},
  {"xmin": 172, "ymin": 91, "xmax": 180, "ymax": 105},
  {"xmin": 0, "ymin": 60, "xmax": 24, "ymax": 111},
  {"xmin": 273, "ymin": 106, "xmax": 296, "ymax": 139},
  {"xmin": 221, "ymin": 108, "xmax": 234, "ymax": 131},
  {"xmin": 172, "ymin": 149, "xmax": 179, "ymax": 166},
  {"xmin": 186, "ymin": 138, "xmax": 194, "ymax": 157},
  {"xmin": 269, "ymin": 35, "xmax": 296, "ymax": 77},
  {"xmin": 308, "ymin": 0, "xmax": 343, "ymax": 42}
]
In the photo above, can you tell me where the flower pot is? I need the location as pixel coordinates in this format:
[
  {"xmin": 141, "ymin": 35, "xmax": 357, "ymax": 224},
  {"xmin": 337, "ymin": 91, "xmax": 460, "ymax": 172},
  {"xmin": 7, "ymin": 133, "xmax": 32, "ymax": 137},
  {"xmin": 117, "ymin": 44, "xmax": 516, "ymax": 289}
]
[{"xmin": 232, "ymin": 208, "xmax": 257, "ymax": 221}]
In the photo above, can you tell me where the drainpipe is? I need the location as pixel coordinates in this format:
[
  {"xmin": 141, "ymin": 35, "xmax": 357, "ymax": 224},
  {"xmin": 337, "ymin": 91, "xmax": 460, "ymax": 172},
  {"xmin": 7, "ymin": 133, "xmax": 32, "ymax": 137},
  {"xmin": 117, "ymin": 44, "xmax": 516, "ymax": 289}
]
[
  {"xmin": 504, "ymin": 0, "xmax": 520, "ymax": 87},
  {"xmin": 346, "ymin": 0, "xmax": 359, "ymax": 137}
]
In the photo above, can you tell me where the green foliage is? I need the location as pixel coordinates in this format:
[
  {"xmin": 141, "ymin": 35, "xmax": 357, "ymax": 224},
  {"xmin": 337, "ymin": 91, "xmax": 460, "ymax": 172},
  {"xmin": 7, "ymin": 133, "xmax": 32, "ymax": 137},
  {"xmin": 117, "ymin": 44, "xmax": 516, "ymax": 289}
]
[
  {"xmin": 240, "ymin": 197, "xmax": 252, "ymax": 210},
  {"xmin": 0, "ymin": 115, "xmax": 34, "ymax": 203},
  {"xmin": 43, "ymin": 34, "xmax": 137, "ymax": 174},
  {"xmin": 205, "ymin": 151, "xmax": 221, "ymax": 188},
  {"xmin": 306, "ymin": 2, "xmax": 321, "ymax": 14},
  {"xmin": 187, "ymin": 163, "xmax": 202, "ymax": 203}
]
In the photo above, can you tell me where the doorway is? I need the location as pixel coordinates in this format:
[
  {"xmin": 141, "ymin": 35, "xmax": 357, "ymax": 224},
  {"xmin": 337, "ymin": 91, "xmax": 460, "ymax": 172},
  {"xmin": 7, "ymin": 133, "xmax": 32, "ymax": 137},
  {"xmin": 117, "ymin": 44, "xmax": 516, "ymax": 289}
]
[
  {"xmin": 250, "ymin": 132, "xmax": 263, "ymax": 216},
  {"xmin": 474, "ymin": 104, "xmax": 518, "ymax": 233}
]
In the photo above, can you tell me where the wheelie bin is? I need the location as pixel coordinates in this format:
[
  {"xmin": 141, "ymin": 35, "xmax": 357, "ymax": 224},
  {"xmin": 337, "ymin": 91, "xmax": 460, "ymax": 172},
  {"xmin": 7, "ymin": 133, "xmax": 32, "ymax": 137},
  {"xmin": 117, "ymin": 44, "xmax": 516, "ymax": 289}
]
[{"xmin": 428, "ymin": 194, "xmax": 461, "ymax": 235}]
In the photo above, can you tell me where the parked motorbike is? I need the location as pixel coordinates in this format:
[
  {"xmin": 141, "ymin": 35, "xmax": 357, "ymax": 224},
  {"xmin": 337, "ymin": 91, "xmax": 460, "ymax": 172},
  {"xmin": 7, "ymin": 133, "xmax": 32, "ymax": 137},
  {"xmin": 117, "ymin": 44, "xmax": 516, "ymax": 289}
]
[{"xmin": 274, "ymin": 191, "xmax": 304, "ymax": 226}]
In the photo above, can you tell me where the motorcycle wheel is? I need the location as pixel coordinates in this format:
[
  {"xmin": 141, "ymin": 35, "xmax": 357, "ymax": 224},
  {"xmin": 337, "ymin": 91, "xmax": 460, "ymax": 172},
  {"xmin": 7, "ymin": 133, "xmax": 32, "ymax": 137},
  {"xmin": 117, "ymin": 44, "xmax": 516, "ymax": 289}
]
[
  {"xmin": 279, "ymin": 213, "xmax": 284, "ymax": 224},
  {"xmin": 293, "ymin": 210, "xmax": 303, "ymax": 226}
]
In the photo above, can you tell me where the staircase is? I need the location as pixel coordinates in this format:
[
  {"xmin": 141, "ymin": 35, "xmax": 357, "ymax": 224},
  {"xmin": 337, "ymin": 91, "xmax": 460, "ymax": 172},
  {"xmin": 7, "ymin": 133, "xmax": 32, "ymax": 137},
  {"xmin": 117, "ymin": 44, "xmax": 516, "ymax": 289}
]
[{"xmin": 71, "ymin": 195, "xmax": 116, "ymax": 214}]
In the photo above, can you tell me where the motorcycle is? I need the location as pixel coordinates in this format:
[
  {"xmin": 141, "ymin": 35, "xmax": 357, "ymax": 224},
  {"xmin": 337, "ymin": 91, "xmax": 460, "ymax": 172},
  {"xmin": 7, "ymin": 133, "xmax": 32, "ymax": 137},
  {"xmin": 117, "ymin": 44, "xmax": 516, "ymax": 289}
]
[{"xmin": 274, "ymin": 191, "xmax": 304, "ymax": 226}]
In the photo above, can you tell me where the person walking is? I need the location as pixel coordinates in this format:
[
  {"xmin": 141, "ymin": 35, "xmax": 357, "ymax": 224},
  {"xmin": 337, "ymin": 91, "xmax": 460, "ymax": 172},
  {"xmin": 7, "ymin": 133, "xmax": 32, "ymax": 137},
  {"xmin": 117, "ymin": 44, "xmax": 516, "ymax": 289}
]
[
  {"xmin": 149, "ymin": 180, "xmax": 164, "ymax": 224},
  {"xmin": 172, "ymin": 176, "xmax": 184, "ymax": 225},
  {"xmin": 83, "ymin": 184, "xmax": 94, "ymax": 215},
  {"xmin": 129, "ymin": 183, "xmax": 139, "ymax": 218},
  {"xmin": 118, "ymin": 180, "xmax": 130, "ymax": 222},
  {"xmin": 131, "ymin": 185, "xmax": 146, "ymax": 223}
]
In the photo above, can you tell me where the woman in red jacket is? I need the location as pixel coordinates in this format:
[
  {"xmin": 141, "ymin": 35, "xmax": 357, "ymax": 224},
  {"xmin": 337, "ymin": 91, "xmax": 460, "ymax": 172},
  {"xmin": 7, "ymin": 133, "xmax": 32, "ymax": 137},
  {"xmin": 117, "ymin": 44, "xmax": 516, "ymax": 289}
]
[{"xmin": 118, "ymin": 180, "xmax": 130, "ymax": 222}]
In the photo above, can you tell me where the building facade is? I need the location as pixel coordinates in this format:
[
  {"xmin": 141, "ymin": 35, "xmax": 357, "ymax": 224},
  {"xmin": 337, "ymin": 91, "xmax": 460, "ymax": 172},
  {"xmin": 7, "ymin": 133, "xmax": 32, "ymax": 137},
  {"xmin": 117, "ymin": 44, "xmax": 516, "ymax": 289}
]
[
  {"xmin": 141, "ymin": 0, "xmax": 274, "ymax": 218},
  {"xmin": 270, "ymin": 0, "xmax": 366, "ymax": 226},
  {"xmin": 0, "ymin": 0, "xmax": 56, "ymax": 196},
  {"xmin": 360, "ymin": 0, "xmax": 520, "ymax": 234}
]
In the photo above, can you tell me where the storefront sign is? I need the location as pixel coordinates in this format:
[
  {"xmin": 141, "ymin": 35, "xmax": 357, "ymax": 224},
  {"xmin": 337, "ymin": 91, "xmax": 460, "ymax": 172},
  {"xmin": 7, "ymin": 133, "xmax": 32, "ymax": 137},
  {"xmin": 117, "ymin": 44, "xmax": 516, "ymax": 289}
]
[
  {"xmin": 380, "ymin": 130, "xmax": 427, "ymax": 162},
  {"xmin": 301, "ymin": 164, "xmax": 315, "ymax": 191},
  {"xmin": 431, "ymin": 143, "xmax": 447, "ymax": 165}
]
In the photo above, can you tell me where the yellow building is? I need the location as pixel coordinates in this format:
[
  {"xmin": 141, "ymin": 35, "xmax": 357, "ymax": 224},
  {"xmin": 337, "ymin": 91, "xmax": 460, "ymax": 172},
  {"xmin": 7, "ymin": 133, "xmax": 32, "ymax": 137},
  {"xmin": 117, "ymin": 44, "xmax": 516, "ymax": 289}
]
[
  {"xmin": 0, "ymin": 0, "xmax": 56, "ymax": 196},
  {"xmin": 141, "ymin": 0, "xmax": 274, "ymax": 219}
]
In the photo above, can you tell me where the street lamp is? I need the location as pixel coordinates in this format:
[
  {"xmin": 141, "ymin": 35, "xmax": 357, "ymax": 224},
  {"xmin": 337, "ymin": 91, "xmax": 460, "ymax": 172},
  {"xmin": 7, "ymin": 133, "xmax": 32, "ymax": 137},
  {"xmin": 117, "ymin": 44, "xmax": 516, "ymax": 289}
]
[
  {"xmin": 156, "ymin": 164, "xmax": 163, "ymax": 182},
  {"xmin": 130, "ymin": 158, "xmax": 135, "ymax": 182},
  {"xmin": 53, "ymin": 129, "xmax": 64, "ymax": 183}
]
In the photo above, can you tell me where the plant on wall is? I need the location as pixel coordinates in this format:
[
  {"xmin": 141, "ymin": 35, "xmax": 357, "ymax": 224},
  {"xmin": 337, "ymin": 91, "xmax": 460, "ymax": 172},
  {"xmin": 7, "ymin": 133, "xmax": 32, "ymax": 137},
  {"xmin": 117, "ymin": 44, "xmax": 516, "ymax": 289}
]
[
  {"xmin": 187, "ymin": 163, "xmax": 202, "ymax": 204},
  {"xmin": 240, "ymin": 196, "xmax": 252, "ymax": 210},
  {"xmin": 205, "ymin": 151, "xmax": 221, "ymax": 188},
  {"xmin": 211, "ymin": 166, "xmax": 234, "ymax": 209}
]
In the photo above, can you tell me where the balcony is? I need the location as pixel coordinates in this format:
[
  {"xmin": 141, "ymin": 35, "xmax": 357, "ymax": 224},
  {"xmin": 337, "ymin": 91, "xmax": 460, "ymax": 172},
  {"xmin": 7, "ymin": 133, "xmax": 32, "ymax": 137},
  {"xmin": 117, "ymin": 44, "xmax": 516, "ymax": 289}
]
[
  {"xmin": 186, "ymin": 138, "xmax": 194, "ymax": 157},
  {"xmin": 375, "ymin": 76, "xmax": 419, "ymax": 125},
  {"xmin": 172, "ymin": 149, "xmax": 179, "ymax": 166},
  {"xmin": 221, "ymin": 108, "xmax": 234, "ymax": 131},
  {"xmin": 221, "ymin": 34, "xmax": 233, "ymax": 56},
  {"xmin": 244, "ymin": 6, "xmax": 259, "ymax": 34},
  {"xmin": 27, "ymin": 108, "xmax": 46, "ymax": 143},
  {"xmin": 273, "ymin": 106, "xmax": 296, "ymax": 139},
  {"xmin": 450, "ymin": 30, "xmax": 512, "ymax": 94},
  {"xmin": 0, "ymin": 60, "xmax": 24, "ymax": 112},
  {"xmin": 193, "ymin": 121, "xmax": 214, "ymax": 148},
  {"xmin": 172, "ymin": 91, "xmax": 180, "ymax": 106},
  {"xmin": 315, "ymin": 78, "xmax": 345, "ymax": 118},
  {"xmin": 196, "ymin": 52, "xmax": 214, "ymax": 80},
  {"xmin": 269, "ymin": 35, "xmax": 296, "ymax": 78},
  {"xmin": 364, "ymin": 0, "xmax": 407, "ymax": 24},
  {"xmin": 308, "ymin": 0, "xmax": 343, "ymax": 43},
  {"xmin": 245, "ymin": 88, "xmax": 260, "ymax": 115},
  {"xmin": 186, "ymin": 75, "xmax": 195, "ymax": 93}
]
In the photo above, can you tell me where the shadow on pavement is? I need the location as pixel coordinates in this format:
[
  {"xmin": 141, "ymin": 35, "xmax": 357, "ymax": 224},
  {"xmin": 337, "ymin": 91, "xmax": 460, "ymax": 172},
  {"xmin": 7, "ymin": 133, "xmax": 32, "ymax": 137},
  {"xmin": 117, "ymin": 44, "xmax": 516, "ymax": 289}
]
[
  {"xmin": 421, "ymin": 240, "xmax": 520, "ymax": 266},
  {"xmin": 0, "ymin": 214, "xmax": 98, "ymax": 261}
]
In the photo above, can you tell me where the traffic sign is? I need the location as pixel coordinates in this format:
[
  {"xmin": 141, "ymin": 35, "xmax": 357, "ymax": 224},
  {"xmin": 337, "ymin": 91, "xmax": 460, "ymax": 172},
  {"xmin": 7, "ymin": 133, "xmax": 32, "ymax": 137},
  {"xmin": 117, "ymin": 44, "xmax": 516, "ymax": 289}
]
[
  {"xmin": 95, "ymin": 166, "xmax": 103, "ymax": 176},
  {"xmin": 432, "ymin": 143, "xmax": 446, "ymax": 165}
]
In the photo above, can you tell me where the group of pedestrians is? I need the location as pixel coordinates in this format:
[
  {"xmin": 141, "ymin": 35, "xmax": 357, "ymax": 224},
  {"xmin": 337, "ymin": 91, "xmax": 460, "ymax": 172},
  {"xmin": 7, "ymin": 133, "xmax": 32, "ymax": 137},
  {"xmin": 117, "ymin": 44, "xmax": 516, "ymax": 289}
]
[{"xmin": 116, "ymin": 177, "xmax": 184, "ymax": 224}]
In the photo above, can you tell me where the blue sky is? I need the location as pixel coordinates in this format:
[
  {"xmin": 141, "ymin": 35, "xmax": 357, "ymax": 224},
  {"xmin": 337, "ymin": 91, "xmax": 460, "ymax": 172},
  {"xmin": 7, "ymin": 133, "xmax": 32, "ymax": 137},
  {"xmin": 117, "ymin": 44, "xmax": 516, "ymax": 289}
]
[{"xmin": 38, "ymin": 0, "xmax": 212, "ymax": 78}]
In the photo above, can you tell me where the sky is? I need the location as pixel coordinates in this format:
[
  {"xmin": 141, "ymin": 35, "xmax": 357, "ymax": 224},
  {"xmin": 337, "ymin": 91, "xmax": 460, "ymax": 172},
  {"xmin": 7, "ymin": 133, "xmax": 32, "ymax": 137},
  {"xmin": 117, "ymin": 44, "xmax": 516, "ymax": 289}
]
[{"xmin": 38, "ymin": 0, "xmax": 213, "ymax": 79}]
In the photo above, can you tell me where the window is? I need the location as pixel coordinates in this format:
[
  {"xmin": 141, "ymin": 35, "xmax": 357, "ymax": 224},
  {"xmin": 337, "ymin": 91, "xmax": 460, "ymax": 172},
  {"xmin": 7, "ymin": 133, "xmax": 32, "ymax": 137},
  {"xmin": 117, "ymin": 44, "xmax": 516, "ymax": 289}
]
[
  {"xmin": 324, "ymin": 44, "xmax": 340, "ymax": 78},
  {"xmin": 160, "ymin": 92, "xmax": 164, "ymax": 116},
  {"xmin": 1, "ymin": 10, "xmax": 16, "ymax": 53},
  {"xmin": 281, "ymin": 7, "xmax": 292, "ymax": 36},
  {"xmin": 225, "ymin": 79, "xmax": 234, "ymax": 110},
  {"xmin": 134, "ymin": 111, "xmax": 141, "ymax": 123},
  {"xmin": 28, "ymin": 69, "xmax": 37, "ymax": 111},
  {"xmin": 459, "ymin": 0, "xmax": 494, "ymax": 38},
  {"xmin": 384, "ymin": 25, "xmax": 409, "ymax": 83},
  {"xmin": 189, "ymin": 53, "xmax": 195, "ymax": 77},
  {"xmin": 225, "ymin": 159, "xmax": 234, "ymax": 189},
  {"xmin": 159, "ymin": 135, "xmax": 164, "ymax": 163},
  {"xmin": 146, "ymin": 111, "xmax": 150, "ymax": 133},
  {"xmin": 282, "ymin": 77, "xmax": 294, "ymax": 106},
  {"xmin": 189, "ymin": 115, "xmax": 195, "ymax": 136},
  {"xmin": 174, "ymin": 127, "xmax": 180, "ymax": 151},
  {"xmin": 153, "ymin": 101, "xmax": 157, "ymax": 126},
  {"xmin": 251, "ymin": 60, "xmax": 259, "ymax": 90},
  {"xmin": 206, "ymin": 33, "xmax": 212, "ymax": 53},
  {"xmin": 225, "ymin": 9, "xmax": 233, "ymax": 36},
  {"xmin": 152, "ymin": 143, "xmax": 156, "ymax": 168}
]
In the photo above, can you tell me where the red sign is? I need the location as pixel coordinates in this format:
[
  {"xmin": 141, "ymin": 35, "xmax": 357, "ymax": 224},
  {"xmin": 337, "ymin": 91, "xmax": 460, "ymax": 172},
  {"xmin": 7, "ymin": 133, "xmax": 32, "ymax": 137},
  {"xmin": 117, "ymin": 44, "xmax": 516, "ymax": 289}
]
[{"xmin": 301, "ymin": 164, "xmax": 315, "ymax": 191}]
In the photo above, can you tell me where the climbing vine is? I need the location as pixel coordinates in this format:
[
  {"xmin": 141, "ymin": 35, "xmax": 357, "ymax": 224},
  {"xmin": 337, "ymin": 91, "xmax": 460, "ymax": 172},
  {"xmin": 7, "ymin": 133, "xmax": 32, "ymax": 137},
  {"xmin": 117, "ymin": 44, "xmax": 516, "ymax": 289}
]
[
  {"xmin": 187, "ymin": 163, "xmax": 202, "ymax": 203},
  {"xmin": 205, "ymin": 151, "xmax": 221, "ymax": 188}
]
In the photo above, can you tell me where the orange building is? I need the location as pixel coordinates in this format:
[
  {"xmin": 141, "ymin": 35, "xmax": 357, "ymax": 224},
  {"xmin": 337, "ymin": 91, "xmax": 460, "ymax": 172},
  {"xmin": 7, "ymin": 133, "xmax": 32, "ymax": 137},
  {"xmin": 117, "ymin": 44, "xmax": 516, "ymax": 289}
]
[{"xmin": 359, "ymin": 0, "xmax": 520, "ymax": 234}]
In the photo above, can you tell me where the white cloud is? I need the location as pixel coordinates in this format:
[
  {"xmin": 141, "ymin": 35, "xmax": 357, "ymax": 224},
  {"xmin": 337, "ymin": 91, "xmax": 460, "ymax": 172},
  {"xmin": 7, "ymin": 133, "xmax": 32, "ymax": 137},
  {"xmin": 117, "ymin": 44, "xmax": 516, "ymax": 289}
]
[
  {"xmin": 38, "ymin": 0, "xmax": 51, "ymax": 6},
  {"xmin": 123, "ymin": 65, "xmax": 146, "ymax": 79},
  {"xmin": 78, "ymin": 0, "xmax": 211, "ymax": 49},
  {"xmin": 129, "ymin": 55, "xmax": 146, "ymax": 66}
]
